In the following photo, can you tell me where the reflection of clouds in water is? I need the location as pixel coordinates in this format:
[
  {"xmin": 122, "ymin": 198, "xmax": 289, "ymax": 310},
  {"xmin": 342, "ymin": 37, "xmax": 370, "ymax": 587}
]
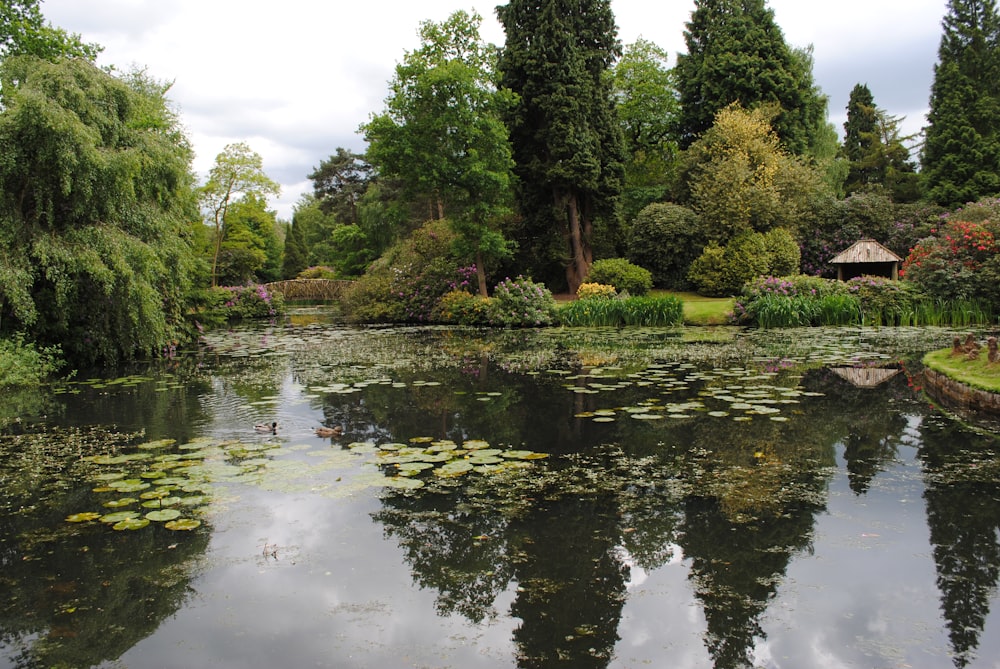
[{"xmin": 617, "ymin": 543, "xmax": 686, "ymax": 591}]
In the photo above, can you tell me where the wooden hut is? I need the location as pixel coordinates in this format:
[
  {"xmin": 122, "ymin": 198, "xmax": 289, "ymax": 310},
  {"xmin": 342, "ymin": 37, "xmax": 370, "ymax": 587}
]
[{"xmin": 829, "ymin": 239, "xmax": 902, "ymax": 281}]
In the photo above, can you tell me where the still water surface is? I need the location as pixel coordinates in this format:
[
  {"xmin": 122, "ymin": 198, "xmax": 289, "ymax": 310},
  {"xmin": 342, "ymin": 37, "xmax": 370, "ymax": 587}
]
[{"xmin": 2, "ymin": 312, "xmax": 1000, "ymax": 669}]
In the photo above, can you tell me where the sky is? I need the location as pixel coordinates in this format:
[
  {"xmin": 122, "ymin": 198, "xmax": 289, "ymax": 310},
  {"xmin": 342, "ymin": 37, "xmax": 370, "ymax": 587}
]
[{"xmin": 42, "ymin": 0, "xmax": 950, "ymax": 220}]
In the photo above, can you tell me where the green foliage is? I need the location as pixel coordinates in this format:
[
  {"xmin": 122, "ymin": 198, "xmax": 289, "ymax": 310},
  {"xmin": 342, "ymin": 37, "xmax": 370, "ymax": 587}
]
[
  {"xmin": 296, "ymin": 266, "xmax": 338, "ymax": 280},
  {"xmin": 0, "ymin": 58, "xmax": 197, "ymax": 366},
  {"xmin": 362, "ymin": 9, "xmax": 514, "ymax": 287},
  {"xmin": 761, "ymin": 228, "xmax": 801, "ymax": 276},
  {"xmin": 576, "ymin": 283, "xmax": 618, "ymax": 300},
  {"xmin": 585, "ymin": 258, "xmax": 653, "ymax": 296},
  {"xmin": 308, "ymin": 148, "xmax": 372, "ymax": 226},
  {"xmin": 497, "ymin": 0, "xmax": 625, "ymax": 291},
  {"xmin": 486, "ymin": 276, "xmax": 557, "ymax": 327},
  {"xmin": 613, "ymin": 38, "xmax": 680, "ymax": 222},
  {"xmin": 922, "ymin": 0, "xmax": 1000, "ymax": 207},
  {"xmin": 733, "ymin": 274, "xmax": 995, "ymax": 327},
  {"xmin": 902, "ymin": 215, "xmax": 1000, "ymax": 306},
  {"xmin": 281, "ymin": 211, "xmax": 309, "ymax": 279},
  {"xmin": 344, "ymin": 219, "xmax": 460, "ymax": 323},
  {"xmin": 0, "ymin": 334, "xmax": 61, "ymax": 386},
  {"xmin": 626, "ymin": 203, "xmax": 705, "ymax": 289},
  {"xmin": 675, "ymin": 0, "xmax": 830, "ymax": 156},
  {"xmin": 558, "ymin": 295, "xmax": 683, "ymax": 326},
  {"xmin": 0, "ymin": 0, "xmax": 101, "ymax": 60},
  {"xmin": 682, "ymin": 104, "xmax": 826, "ymax": 243},
  {"xmin": 434, "ymin": 290, "xmax": 490, "ymax": 325},
  {"xmin": 198, "ymin": 142, "xmax": 280, "ymax": 287},
  {"xmin": 687, "ymin": 233, "xmax": 770, "ymax": 296}
]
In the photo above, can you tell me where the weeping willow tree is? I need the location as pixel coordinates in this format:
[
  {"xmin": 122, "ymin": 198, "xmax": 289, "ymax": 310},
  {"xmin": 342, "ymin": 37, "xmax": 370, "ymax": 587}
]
[{"xmin": 0, "ymin": 56, "xmax": 198, "ymax": 366}]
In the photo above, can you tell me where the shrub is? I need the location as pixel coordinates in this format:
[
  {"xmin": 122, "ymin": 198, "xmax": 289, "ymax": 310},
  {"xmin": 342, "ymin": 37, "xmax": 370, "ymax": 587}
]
[
  {"xmin": 626, "ymin": 203, "xmax": 706, "ymax": 288},
  {"xmin": 487, "ymin": 276, "xmax": 557, "ymax": 327},
  {"xmin": 0, "ymin": 335, "xmax": 62, "ymax": 387},
  {"xmin": 297, "ymin": 266, "xmax": 338, "ymax": 280},
  {"xmin": 902, "ymin": 217, "xmax": 1000, "ymax": 306},
  {"xmin": 434, "ymin": 290, "xmax": 490, "ymax": 325},
  {"xmin": 215, "ymin": 283, "xmax": 285, "ymax": 320},
  {"xmin": 586, "ymin": 258, "xmax": 653, "ymax": 295},
  {"xmin": 577, "ymin": 282, "xmax": 617, "ymax": 300},
  {"xmin": 762, "ymin": 228, "xmax": 801, "ymax": 276},
  {"xmin": 688, "ymin": 233, "xmax": 770, "ymax": 296}
]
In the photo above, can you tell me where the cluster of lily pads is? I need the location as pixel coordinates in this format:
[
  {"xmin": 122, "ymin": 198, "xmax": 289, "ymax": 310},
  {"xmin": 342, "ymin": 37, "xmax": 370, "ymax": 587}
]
[
  {"xmin": 564, "ymin": 362, "xmax": 824, "ymax": 423},
  {"xmin": 65, "ymin": 438, "xmax": 219, "ymax": 531},
  {"xmin": 353, "ymin": 437, "xmax": 549, "ymax": 490}
]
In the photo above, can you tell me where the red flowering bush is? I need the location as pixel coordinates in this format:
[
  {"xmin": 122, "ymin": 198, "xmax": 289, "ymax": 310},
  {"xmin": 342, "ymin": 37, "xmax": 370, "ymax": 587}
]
[{"xmin": 901, "ymin": 219, "xmax": 999, "ymax": 304}]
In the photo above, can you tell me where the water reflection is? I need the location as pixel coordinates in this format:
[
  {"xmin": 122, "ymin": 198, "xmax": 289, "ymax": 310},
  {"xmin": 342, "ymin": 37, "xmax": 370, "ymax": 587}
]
[{"xmin": 1, "ymin": 321, "xmax": 999, "ymax": 668}]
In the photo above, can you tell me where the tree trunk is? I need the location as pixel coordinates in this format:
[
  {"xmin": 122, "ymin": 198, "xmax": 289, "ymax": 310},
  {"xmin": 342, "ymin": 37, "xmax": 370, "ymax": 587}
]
[
  {"xmin": 476, "ymin": 251, "xmax": 489, "ymax": 297},
  {"xmin": 565, "ymin": 193, "xmax": 590, "ymax": 294}
]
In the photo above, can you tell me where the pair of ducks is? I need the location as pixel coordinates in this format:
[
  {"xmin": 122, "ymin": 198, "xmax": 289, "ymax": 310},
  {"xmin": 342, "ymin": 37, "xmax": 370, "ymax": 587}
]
[{"xmin": 254, "ymin": 422, "xmax": 343, "ymax": 438}]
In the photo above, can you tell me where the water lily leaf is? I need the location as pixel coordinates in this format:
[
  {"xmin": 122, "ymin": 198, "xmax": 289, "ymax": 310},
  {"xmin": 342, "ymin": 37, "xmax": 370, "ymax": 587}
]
[
  {"xmin": 113, "ymin": 517, "xmax": 150, "ymax": 531},
  {"xmin": 140, "ymin": 489, "xmax": 170, "ymax": 500},
  {"xmin": 462, "ymin": 440, "xmax": 490, "ymax": 450},
  {"xmin": 145, "ymin": 509, "xmax": 182, "ymax": 522},
  {"xmin": 103, "ymin": 498, "xmax": 137, "ymax": 508},
  {"xmin": 66, "ymin": 512, "xmax": 101, "ymax": 523},
  {"xmin": 139, "ymin": 470, "xmax": 166, "ymax": 479},
  {"xmin": 467, "ymin": 455, "xmax": 503, "ymax": 465},
  {"xmin": 138, "ymin": 439, "xmax": 176, "ymax": 450},
  {"xmin": 435, "ymin": 461, "xmax": 474, "ymax": 477},
  {"xmin": 592, "ymin": 417, "xmax": 616, "ymax": 423},
  {"xmin": 164, "ymin": 518, "xmax": 202, "ymax": 531},
  {"xmin": 409, "ymin": 436, "xmax": 434, "ymax": 444},
  {"xmin": 427, "ymin": 441, "xmax": 458, "ymax": 452},
  {"xmin": 110, "ymin": 482, "xmax": 150, "ymax": 493},
  {"xmin": 501, "ymin": 450, "xmax": 539, "ymax": 459},
  {"xmin": 384, "ymin": 476, "xmax": 425, "ymax": 489},
  {"xmin": 100, "ymin": 511, "xmax": 139, "ymax": 524},
  {"xmin": 151, "ymin": 477, "xmax": 188, "ymax": 486},
  {"xmin": 142, "ymin": 497, "xmax": 182, "ymax": 508},
  {"xmin": 93, "ymin": 472, "xmax": 126, "ymax": 481}
]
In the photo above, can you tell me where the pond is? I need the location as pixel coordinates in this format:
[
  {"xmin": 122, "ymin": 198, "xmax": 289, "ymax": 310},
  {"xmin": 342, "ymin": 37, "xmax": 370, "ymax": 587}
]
[{"xmin": 2, "ymin": 311, "xmax": 1000, "ymax": 669}]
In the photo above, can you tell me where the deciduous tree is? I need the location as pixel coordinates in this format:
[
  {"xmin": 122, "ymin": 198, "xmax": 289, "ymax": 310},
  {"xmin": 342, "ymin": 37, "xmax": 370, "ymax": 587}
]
[
  {"xmin": 0, "ymin": 0, "xmax": 101, "ymax": 61},
  {"xmin": 362, "ymin": 10, "xmax": 515, "ymax": 295},
  {"xmin": 921, "ymin": 0, "xmax": 1000, "ymax": 207},
  {"xmin": 198, "ymin": 142, "xmax": 280, "ymax": 286},
  {"xmin": 0, "ymin": 57, "xmax": 196, "ymax": 365},
  {"xmin": 497, "ymin": 0, "xmax": 625, "ymax": 292}
]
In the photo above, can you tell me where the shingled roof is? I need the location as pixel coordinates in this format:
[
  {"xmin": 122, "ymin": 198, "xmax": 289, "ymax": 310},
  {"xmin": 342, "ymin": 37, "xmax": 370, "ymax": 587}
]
[{"xmin": 829, "ymin": 239, "xmax": 902, "ymax": 265}]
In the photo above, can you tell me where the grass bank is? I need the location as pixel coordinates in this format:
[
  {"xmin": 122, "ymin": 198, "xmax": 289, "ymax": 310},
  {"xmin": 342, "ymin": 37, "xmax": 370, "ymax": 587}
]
[
  {"xmin": 659, "ymin": 291, "xmax": 735, "ymax": 326},
  {"xmin": 923, "ymin": 347, "xmax": 1000, "ymax": 393}
]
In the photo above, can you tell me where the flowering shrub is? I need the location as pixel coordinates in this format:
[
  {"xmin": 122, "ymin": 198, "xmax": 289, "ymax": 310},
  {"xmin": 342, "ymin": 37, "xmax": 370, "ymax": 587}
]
[
  {"xmin": 732, "ymin": 275, "xmax": 853, "ymax": 326},
  {"xmin": 487, "ymin": 276, "xmax": 557, "ymax": 327},
  {"xmin": 214, "ymin": 283, "xmax": 285, "ymax": 320},
  {"xmin": 577, "ymin": 282, "xmax": 617, "ymax": 300},
  {"xmin": 902, "ymin": 219, "xmax": 999, "ymax": 304}
]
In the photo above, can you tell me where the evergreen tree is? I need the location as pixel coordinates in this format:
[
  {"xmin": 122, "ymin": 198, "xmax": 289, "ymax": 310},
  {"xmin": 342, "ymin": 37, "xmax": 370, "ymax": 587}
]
[
  {"xmin": 842, "ymin": 83, "xmax": 921, "ymax": 201},
  {"xmin": 497, "ymin": 0, "xmax": 625, "ymax": 292},
  {"xmin": 922, "ymin": 0, "xmax": 1000, "ymax": 207},
  {"xmin": 281, "ymin": 213, "xmax": 309, "ymax": 279},
  {"xmin": 675, "ymin": 0, "xmax": 829, "ymax": 156}
]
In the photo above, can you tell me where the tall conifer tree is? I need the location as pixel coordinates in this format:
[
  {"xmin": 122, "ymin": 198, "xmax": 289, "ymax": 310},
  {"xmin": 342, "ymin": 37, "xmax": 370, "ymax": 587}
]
[
  {"xmin": 922, "ymin": 0, "xmax": 1000, "ymax": 207},
  {"xmin": 675, "ymin": 0, "xmax": 828, "ymax": 156},
  {"xmin": 496, "ymin": 0, "xmax": 625, "ymax": 292}
]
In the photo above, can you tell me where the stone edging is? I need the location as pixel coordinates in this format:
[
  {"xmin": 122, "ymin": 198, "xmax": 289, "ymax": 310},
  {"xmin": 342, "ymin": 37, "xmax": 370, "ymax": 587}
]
[{"xmin": 922, "ymin": 367, "xmax": 1000, "ymax": 415}]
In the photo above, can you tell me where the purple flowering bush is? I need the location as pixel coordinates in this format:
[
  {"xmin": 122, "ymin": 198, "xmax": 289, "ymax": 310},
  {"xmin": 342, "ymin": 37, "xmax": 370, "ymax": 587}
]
[
  {"xmin": 205, "ymin": 283, "xmax": 285, "ymax": 322},
  {"xmin": 487, "ymin": 276, "xmax": 557, "ymax": 327}
]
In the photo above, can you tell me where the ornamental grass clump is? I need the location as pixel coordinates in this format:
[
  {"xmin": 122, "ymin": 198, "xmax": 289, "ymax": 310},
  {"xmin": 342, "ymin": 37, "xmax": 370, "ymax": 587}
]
[
  {"xmin": 558, "ymin": 294, "xmax": 683, "ymax": 327},
  {"xmin": 487, "ymin": 276, "xmax": 557, "ymax": 327}
]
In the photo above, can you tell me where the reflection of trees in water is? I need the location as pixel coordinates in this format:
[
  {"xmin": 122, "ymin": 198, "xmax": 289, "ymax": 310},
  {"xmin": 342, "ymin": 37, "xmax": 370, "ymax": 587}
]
[
  {"xmin": 919, "ymin": 416, "xmax": 1000, "ymax": 668},
  {"xmin": 0, "ymin": 427, "xmax": 210, "ymax": 669}
]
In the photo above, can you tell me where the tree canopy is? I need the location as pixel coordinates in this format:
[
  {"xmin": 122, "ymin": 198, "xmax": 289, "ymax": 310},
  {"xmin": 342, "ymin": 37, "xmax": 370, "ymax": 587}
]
[
  {"xmin": 921, "ymin": 0, "xmax": 1000, "ymax": 207},
  {"xmin": 0, "ymin": 57, "xmax": 196, "ymax": 365},
  {"xmin": 0, "ymin": 0, "xmax": 101, "ymax": 61},
  {"xmin": 675, "ymin": 0, "xmax": 829, "ymax": 157},
  {"xmin": 362, "ymin": 10, "xmax": 515, "ymax": 295},
  {"xmin": 497, "ymin": 0, "xmax": 625, "ymax": 292}
]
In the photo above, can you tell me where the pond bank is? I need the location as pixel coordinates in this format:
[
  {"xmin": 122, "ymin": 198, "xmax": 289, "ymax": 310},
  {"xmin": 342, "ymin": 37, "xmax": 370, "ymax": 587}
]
[{"xmin": 922, "ymin": 367, "xmax": 1000, "ymax": 414}]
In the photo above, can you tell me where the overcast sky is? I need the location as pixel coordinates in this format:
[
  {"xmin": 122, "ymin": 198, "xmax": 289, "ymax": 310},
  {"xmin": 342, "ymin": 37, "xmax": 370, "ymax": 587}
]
[{"xmin": 42, "ymin": 0, "xmax": 949, "ymax": 220}]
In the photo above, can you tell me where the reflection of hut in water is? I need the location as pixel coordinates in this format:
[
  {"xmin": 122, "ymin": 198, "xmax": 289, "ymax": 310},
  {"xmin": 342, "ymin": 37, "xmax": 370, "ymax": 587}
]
[
  {"xmin": 830, "ymin": 239, "xmax": 903, "ymax": 281},
  {"xmin": 830, "ymin": 366, "xmax": 902, "ymax": 388}
]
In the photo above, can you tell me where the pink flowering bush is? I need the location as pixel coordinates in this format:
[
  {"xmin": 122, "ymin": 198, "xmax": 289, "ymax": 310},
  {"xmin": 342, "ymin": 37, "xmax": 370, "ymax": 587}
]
[{"xmin": 204, "ymin": 283, "xmax": 285, "ymax": 322}]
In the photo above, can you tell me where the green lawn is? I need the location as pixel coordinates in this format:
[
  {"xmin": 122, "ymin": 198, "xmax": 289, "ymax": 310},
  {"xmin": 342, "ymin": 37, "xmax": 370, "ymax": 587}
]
[{"xmin": 653, "ymin": 291, "xmax": 735, "ymax": 326}]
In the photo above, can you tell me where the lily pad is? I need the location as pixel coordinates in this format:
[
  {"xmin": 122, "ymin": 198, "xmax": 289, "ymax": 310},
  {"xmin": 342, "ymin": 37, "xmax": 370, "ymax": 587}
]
[
  {"xmin": 145, "ymin": 509, "xmax": 182, "ymax": 522},
  {"xmin": 103, "ymin": 498, "xmax": 138, "ymax": 508},
  {"xmin": 100, "ymin": 511, "xmax": 139, "ymax": 524},
  {"xmin": 164, "ymin": 518, "xmax": 202, "ymax": 531},
  {"xmin": 66, "ymin": 512, "xmax": 102, "ymax": 523},
  {"xmin": 435, "ymin": 461, "xmax": 474, "ymax": 478},
  {"xmin": 113, "ymin": 517, "xmax": 150, "ymax": 531}
]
